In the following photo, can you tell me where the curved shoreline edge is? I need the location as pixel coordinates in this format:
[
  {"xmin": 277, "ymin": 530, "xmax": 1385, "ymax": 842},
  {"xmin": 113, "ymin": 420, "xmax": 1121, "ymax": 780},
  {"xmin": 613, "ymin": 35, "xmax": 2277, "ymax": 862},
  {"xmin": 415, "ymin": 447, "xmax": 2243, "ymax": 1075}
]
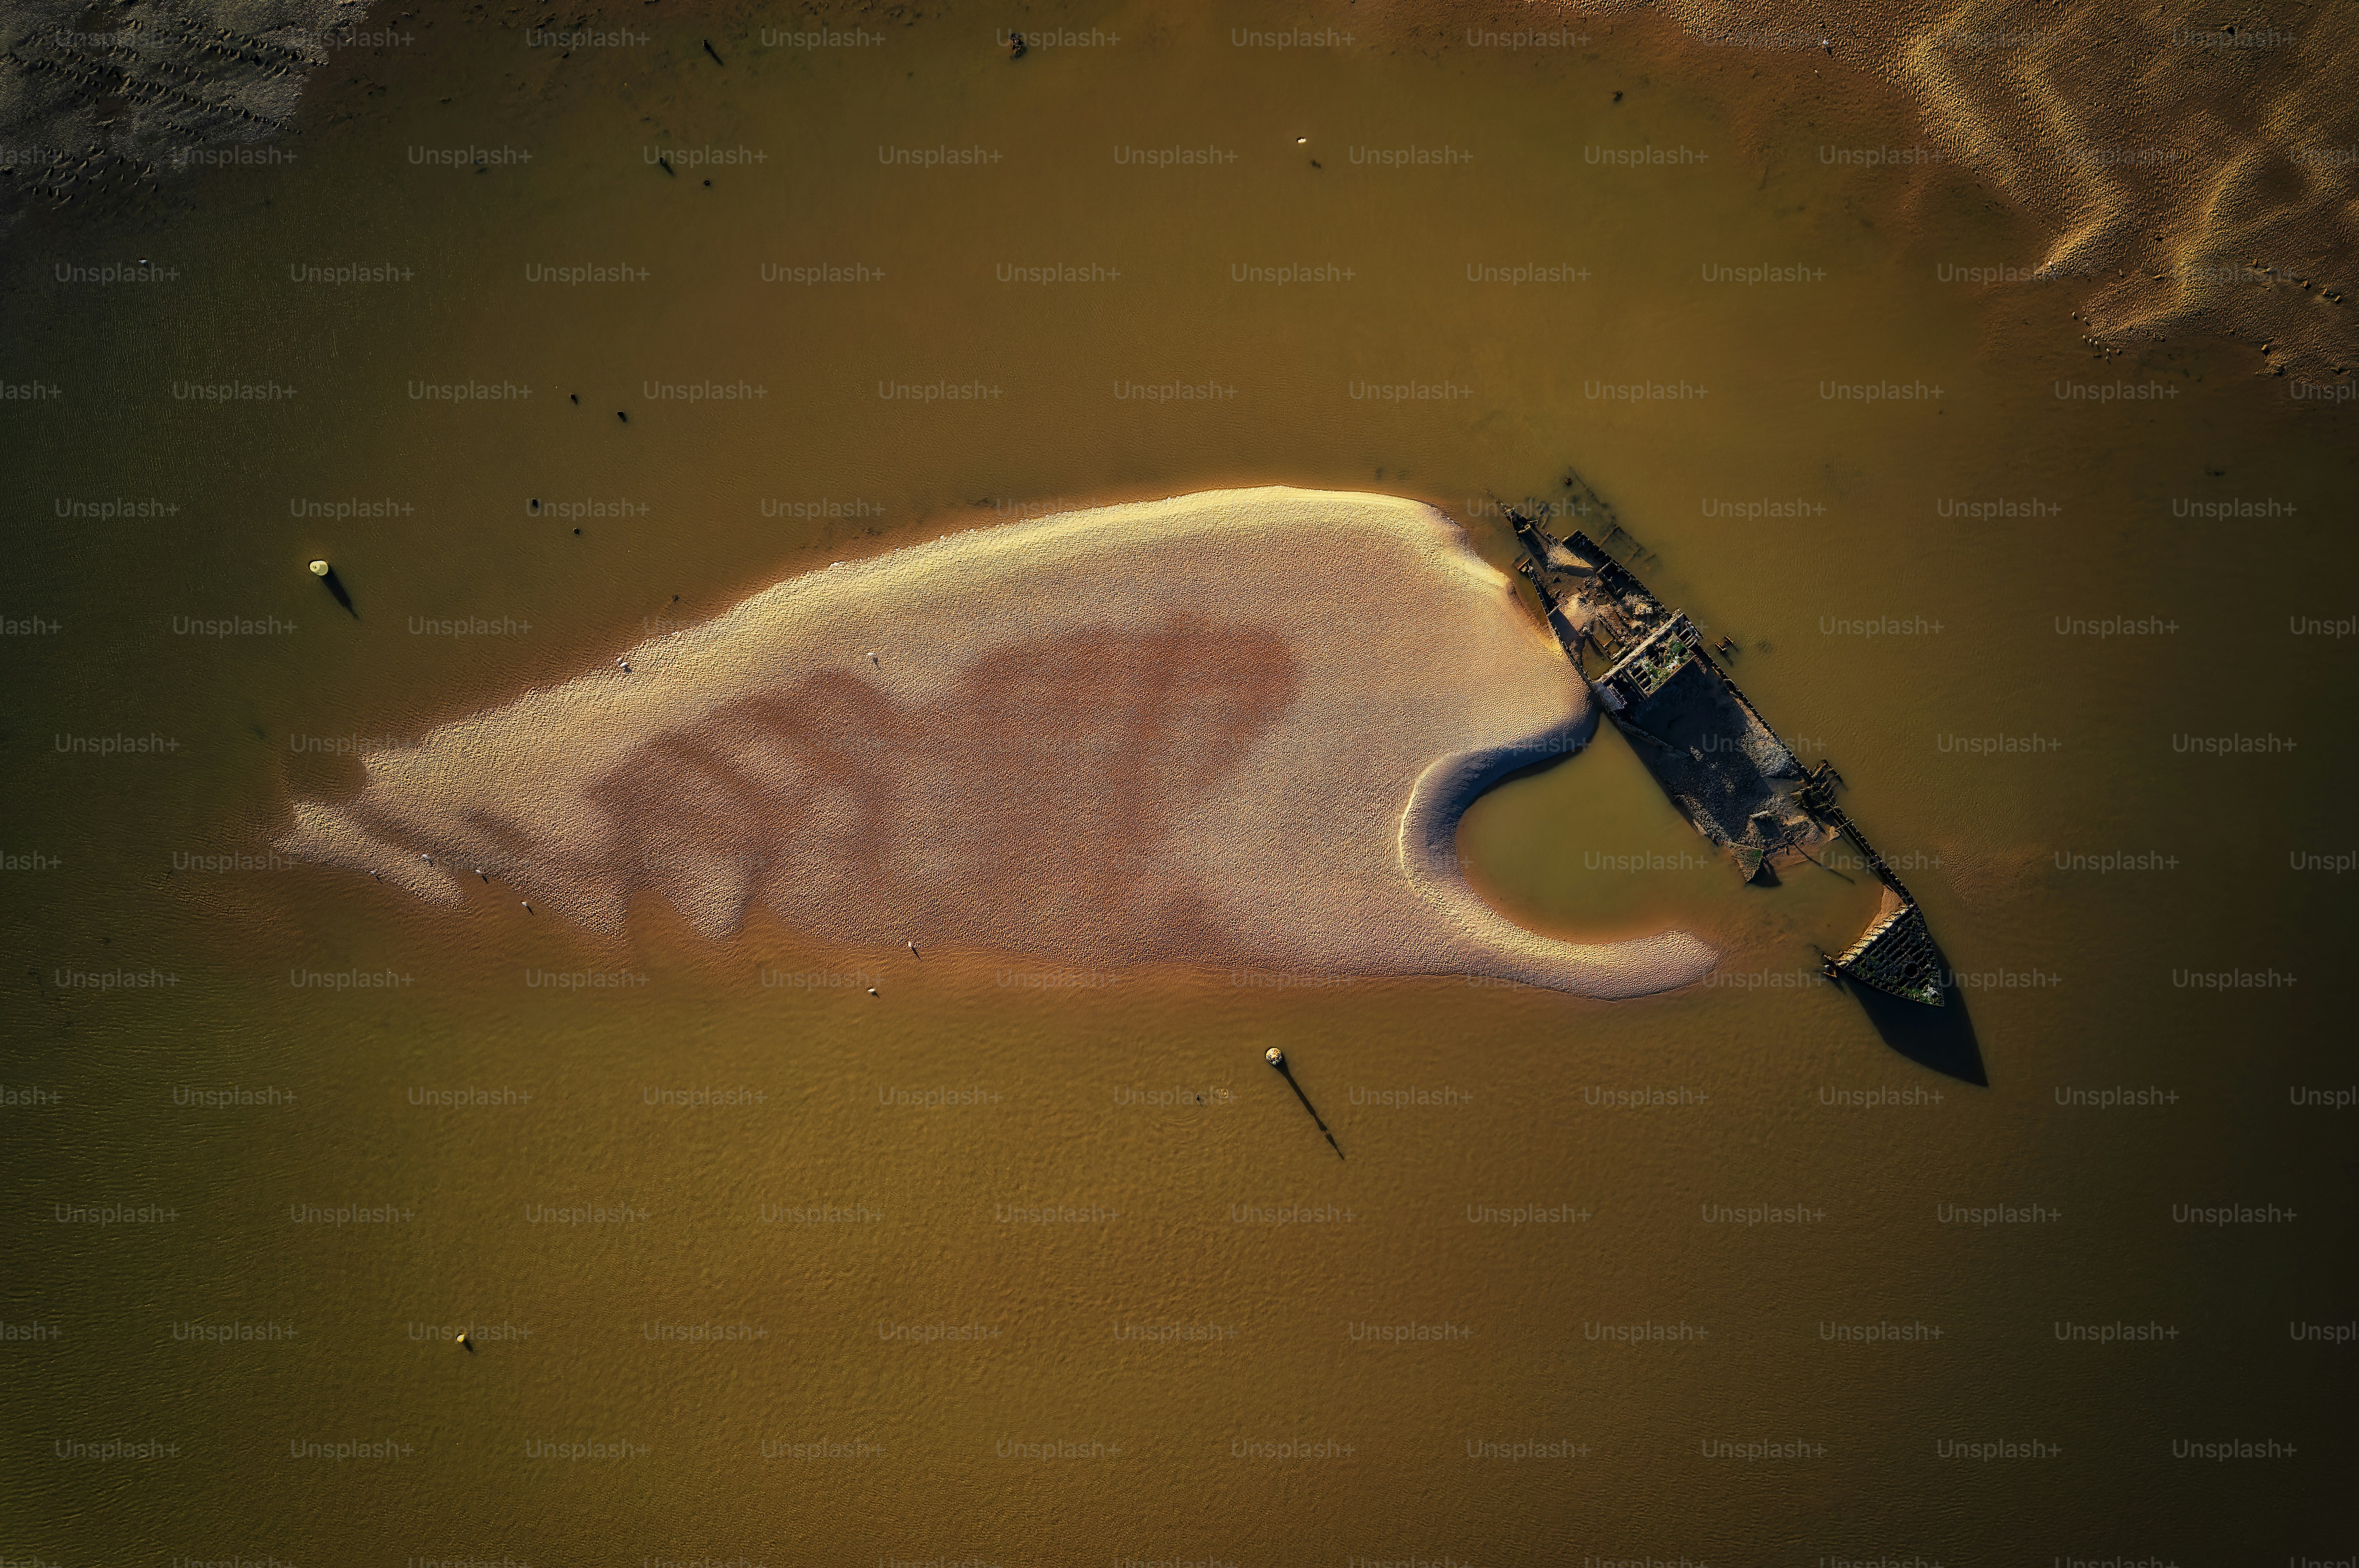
[
  {"xmin": 280, "ymin": 485, "xmax": 1720, "ymax": 1002},
  {"xmin": 1399, "ymin": 704, "xmax": 1720, "ymax": 1001}
]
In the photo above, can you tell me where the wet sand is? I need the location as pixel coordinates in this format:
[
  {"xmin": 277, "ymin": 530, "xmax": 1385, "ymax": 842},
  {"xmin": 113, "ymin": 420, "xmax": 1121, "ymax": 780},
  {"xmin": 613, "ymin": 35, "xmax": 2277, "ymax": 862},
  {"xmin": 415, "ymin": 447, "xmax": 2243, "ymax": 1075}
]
[
  {"xmin": 1526, "ymin": 0, "xmax": 2359, "ymax": 378},
  {"xmin": 282, "ymin": 487, "xmax": 1719, "ymax": 996}
]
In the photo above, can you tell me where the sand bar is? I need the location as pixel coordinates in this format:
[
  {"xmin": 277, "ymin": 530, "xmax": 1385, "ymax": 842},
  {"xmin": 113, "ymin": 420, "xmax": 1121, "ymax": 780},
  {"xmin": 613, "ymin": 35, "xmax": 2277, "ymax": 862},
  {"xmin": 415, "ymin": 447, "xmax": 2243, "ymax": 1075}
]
[{"xmin": 280, "ymin": 487, "xmax": 1717, "ymax": 999}]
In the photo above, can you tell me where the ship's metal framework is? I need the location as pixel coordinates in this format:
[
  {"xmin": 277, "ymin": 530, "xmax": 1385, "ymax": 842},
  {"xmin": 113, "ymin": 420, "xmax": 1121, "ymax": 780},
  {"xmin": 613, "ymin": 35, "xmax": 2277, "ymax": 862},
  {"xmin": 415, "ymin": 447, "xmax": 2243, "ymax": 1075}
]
[{"xmin": 1503, "ymin": 484, "xmax": 1944, "ymax": 1007}]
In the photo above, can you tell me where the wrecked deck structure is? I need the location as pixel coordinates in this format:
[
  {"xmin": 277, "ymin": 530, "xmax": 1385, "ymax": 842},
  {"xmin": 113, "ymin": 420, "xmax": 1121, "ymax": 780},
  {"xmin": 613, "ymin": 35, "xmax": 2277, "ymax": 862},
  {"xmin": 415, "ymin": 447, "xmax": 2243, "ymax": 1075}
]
[{"xmin": 1504, "ymin": 485, "xmax": 1945, "ymax": 1007}]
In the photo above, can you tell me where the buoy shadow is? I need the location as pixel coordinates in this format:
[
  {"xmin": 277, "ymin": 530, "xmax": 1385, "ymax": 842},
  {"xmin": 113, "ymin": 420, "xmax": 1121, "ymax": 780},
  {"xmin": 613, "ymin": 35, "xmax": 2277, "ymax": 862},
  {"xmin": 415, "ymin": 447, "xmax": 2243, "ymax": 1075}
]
[
  {"xmin": 1272, "ymin": 1058, "xmax": 1346, "ymax": 1160},
  {"xmin": 318, "ymin": 566, "xmax": 358, "ymax": 619}
]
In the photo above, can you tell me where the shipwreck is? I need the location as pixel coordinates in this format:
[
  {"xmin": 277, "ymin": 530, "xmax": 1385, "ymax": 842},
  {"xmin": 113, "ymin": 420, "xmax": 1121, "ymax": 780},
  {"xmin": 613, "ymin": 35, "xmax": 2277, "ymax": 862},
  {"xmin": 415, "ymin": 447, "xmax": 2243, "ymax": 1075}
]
[{"xmin": 1502, "ymin": 480, "xmax": 1946, "ymax": 1007}]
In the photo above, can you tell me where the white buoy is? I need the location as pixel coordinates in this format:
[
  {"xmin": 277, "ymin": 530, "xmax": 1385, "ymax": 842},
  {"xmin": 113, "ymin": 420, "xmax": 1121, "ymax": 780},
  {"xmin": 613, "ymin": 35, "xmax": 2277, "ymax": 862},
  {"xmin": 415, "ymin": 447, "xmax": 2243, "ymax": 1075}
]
[
  {"xmin": 906, "ymin": 940, "xmax": 918, "ymax": 955},
  {"xmin": 308, "ymin": 559, "xmax": 330, "ymax": 577},
  {"xmin": 866, "ymin": 987, "xmax": 879, "ymax": 996},
  {"xmin": 866, "ymin": 651, "xmax": 879, "ymax": 666}
]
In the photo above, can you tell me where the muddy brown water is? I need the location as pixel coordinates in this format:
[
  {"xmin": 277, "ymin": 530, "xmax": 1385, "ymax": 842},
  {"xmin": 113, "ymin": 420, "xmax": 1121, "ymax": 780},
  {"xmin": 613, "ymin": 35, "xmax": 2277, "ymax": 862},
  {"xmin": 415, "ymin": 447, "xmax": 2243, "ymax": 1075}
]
[{"xmin": 2, "ymin": 2, "xmax": 2350, "ymax": 1562}]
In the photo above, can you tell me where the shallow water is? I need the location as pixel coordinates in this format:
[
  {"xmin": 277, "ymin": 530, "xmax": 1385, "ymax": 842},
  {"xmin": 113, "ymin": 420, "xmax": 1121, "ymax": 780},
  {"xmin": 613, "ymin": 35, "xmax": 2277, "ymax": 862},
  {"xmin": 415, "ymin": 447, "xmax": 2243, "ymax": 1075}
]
[{"xmin": 3, "ymin": 1, "xmax": 2350, "ymax": 1561}]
